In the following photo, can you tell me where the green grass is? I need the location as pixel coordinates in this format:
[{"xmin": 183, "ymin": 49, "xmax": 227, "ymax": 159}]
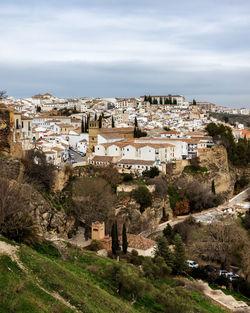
[
  {"xmin": 191, "ymin": 291, "xmax": 228, "ymax": 313},
  {"xmin": 0, "ymin": 255, "xmax": 74, "ymax": 313},
  {"xmin": 183, "ymin": 165, "xmax": 208, "ymax": 175},
  {"xmin": 0, "ymin": 239, "xmax": 232, "ymax": 313}
]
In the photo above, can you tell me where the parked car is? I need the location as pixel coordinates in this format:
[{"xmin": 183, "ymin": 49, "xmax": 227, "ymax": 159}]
[
  {"xmin": 187, "ymin": 260, "xmax": 199, "ymax": 268},
  {"xmin": 204, "ymin": 265, "xmax": 218, "ymax": 272},
  {"xmin": 219, "ymin": 269, "xmax": 230, "ymax": 276},
  {"xmin": 227, "ymin": 272, "xmax": 240, "ymax": 281}
]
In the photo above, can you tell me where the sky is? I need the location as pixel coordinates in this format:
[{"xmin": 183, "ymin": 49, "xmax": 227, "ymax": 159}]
[{"xmin": 0, "ymin": 0, "xmax": 250, "ymax": 108}]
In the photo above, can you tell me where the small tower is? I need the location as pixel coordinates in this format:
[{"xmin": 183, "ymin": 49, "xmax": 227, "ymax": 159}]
[
  {"xmin": 87, "ymin": 120, "xmax": 99, "ymax": 157},
  {"xmin": 91, "ymin": 221, "xmax": 105, "ymax": 240}
]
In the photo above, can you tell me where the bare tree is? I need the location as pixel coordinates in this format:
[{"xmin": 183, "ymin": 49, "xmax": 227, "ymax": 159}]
[
  {"xmin": 0, "ymin": 177, "xmax": 40, "ymax": 245},
  {"xmin": 0, "ymin": 178, "xmax": 27, "ymax": 223},
  {"xmin": 175, "ymin": 177, "xmax": 215, "ymax": 212},
  {"xmin": 73, "ymin": 177, "xmax": 116, "ymax": 238},
  {"xmin": 22, "ymin": 149, "xmax": 56, "ymax": 190},
  {"xmin": 0, "ymin": 90, "xmax": 7, "ymax": 100},
  {"xmin": 191, "ymin": 220, "xmax": 246, "ymax": 268}
]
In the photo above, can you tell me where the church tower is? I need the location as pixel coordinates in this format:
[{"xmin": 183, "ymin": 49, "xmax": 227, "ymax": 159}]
[{"xmin": 87, "ymin": 120, "xmax": 99, "ymax": 156}]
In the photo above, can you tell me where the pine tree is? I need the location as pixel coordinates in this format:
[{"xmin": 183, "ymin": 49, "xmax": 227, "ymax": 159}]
[
  {"xmin": 112, "ymin": 116, "xmax": 115, "ymax": 128},
  {"xmin": 154, "ymin": 236, "xmax": 174, "ymax": 269},
  {"xmin": 173, "ymin": 234, "xmax": 187, "ymax": 274},
  {"xmin": 212, "ymin": 180, "xmax": 216, "ymax": 194},
  {"xmin": 122, "ymin": 223, "xmax": 128, "ymax": 254},
  {"xmin": 94, "ymin": 113, "xmax": 97, "ymax": 120},
  {"xmin": 134, "ymin": 117, "xmax": 138, "ymax": 127},
  {"xmin": 193, "ymin": 99, "xmax": 197, "ymax": 105}
]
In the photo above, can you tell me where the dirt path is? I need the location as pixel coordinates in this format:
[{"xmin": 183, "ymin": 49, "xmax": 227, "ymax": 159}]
[{"xmin": 0, "ymin": 239, "xmax": 80, "ymax": 313}]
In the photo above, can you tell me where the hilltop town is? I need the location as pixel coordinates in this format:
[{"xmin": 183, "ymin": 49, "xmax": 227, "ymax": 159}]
[
  {"xmin": 1, "ymin": 92, "xmax": 249, "ymax": 170},
  {"xmin": 0, "ymin": 92, "xmax": 250, "ymax": 313}
]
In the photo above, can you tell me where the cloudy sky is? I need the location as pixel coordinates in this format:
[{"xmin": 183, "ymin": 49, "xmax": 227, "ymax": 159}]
[{"xmin": 1, "ymin": 0, "xmax": 250, "ymax": 107}]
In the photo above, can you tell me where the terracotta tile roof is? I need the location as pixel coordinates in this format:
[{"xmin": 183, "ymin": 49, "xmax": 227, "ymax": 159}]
[
  {"xmin": 119, "ymin": 234, "xmax": 156, "ymax": 250},
  {"xmin": 99, "ymin": 133, "xmax": 124, "ymax": 139},
  {"xmin": 161, "ymin": 130, "xmax": 180, "ymax": 134},
  {"xmin": 117, "ymin": 159, "xmax": 155, "ymax": 166},
  {"xmin": 92, "ymin": 155, "xmax": 115, "ymax": 163}
]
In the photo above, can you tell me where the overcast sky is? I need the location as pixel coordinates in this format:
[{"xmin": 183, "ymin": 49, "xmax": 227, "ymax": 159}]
[{"xmin": 1, "ymin": 0, "xmax": 250, "ymax": 107}]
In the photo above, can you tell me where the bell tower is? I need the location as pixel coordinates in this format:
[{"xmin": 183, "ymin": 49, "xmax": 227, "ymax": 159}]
[{"xmin": 87, "ymin": 120, "xmax": 99, "ymax": 156}]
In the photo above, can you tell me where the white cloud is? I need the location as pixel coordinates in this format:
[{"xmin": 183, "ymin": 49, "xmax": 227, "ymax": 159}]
[{"xmin": 0, "ymin": 0, "xmax": 250, "ymax": 105}]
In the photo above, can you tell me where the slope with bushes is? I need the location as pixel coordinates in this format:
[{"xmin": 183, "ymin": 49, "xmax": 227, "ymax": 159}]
[{"xmin": 0, "ymin": 238, "xmax": 228, "ymax": 313}]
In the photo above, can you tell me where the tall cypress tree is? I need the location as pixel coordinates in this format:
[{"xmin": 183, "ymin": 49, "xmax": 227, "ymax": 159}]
[
  {"xmin": 115, "ymin": 221, "xmax": 120, "ymax": 252},
  {"xmin": 98, "ymin": 115, "xmax": 102, "ymax": 128},
  {"xmin": 111, "ymin": 221, "xmax": 120, "ymax": 254},
  {"xmin": 81, "ymin": 118, "xmax": 84, "ymax": 133},
  {"xmin": 134, "ymin": 117, "xmax": 138, "ymax": 127},
  {"xmin": 112, "ymin": 116, "xmax": 115, "ymax": 128},
  {"xmin": 111, "ymin": 223, "xmax": 116, "ymax": 255},
  {"xmin": 122, "ymin": 223, "xmax": 128, "ymax": 254},
  {"xmin": 212, "ymin": 180, "xmax": 216, "ymax": 194}
]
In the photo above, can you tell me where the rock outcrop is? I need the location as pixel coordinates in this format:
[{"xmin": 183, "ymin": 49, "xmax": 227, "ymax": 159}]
[{"xmin": 114, "ymin": 194, "xmax": 171, "ymax": 235}]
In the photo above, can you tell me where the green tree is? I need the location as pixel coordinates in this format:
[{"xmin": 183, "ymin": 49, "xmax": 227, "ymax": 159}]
[
  {"xmin": 192, "ymin": 99, "xmax": 197, "ymax": 105},
  {"xmin": 132, "ymin": 186, "xmax": 152, "ymax": 213},
  {"xmin": 111, "ymin": 221, "xmax": 120, "ymax": 254},
  {"xmin": 111, "ymin": 116, "xmax": 115, "ymax": 128},
  {"xmin": 122, "ymin": 223, "xmax": 128, "ymax": 254},
  {"xmin": 163, "ymin": 224, "xmax": 173, "ymax": 242},
  {"xmin": 212, "ymin": 180, "xmax": 216, "ymax": 194},
  {"xmin": 142, "ymin": 166, "xmax": 159, "ymax": 178},
  {"xmin": 168, "ymin": 185, "xmax": 179, "ymax": 210},
  {"xmin": 98, "ymin": 115, "xmax": 102, "ymax": 128},
  {"xmin": 173, "ymin": 234, "xmax": 187, "ymax": 274},
  {"xmin": 81, "ymin": 118, "xmax": 84, "ymax": 133},
  {"xmin": 154, "ymin": 236, "xmax": 174, "ymax": 269},
  {"xmin": 134, "ymin": 116, "xmax": 138, "ymax": 127}
]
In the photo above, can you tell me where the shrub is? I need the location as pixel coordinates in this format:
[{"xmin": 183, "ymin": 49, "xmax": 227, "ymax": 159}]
[
  {"xmin": 132, "ymin": 186, "xmax": 152, "ymax": 213},
  {"xmin": 173, "ymin": 197, "xmax": 190, "ymax": 216},
  {"xmin": 143, "ymin": 166, "xmax": 159, "ymax": 178},
  {"xmin": 123, "ymin": 173, "xmax": 133, "ymax": 182},
  {"xmin": 1, "ymin": 213, "xmax": 41, "ymax": 246},
  {"xmin": 33, "ymin": 241, "xmax": 61, "ymax": 258},
  {"xmin": 87, "ymin": 240, "xmax": 103, "ymax": 251}
]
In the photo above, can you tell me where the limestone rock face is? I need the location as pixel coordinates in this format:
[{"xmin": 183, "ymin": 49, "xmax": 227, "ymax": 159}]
[
  {"xmin": 115, "ymin": 195, "xmax": 170, "ymax": 235},
  {"xmin": 196, "ymin": 145, "xmax": 235, "ymax": 199},
  {"xmin": 22, "ymin": 184, "xmax": 76, "ymax": 238}
]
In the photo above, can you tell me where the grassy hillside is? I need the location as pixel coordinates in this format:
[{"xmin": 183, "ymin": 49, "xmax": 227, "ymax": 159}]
[{"xmin": 0, "ymin": 238, "xmax": 228, "ymax": 313}]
